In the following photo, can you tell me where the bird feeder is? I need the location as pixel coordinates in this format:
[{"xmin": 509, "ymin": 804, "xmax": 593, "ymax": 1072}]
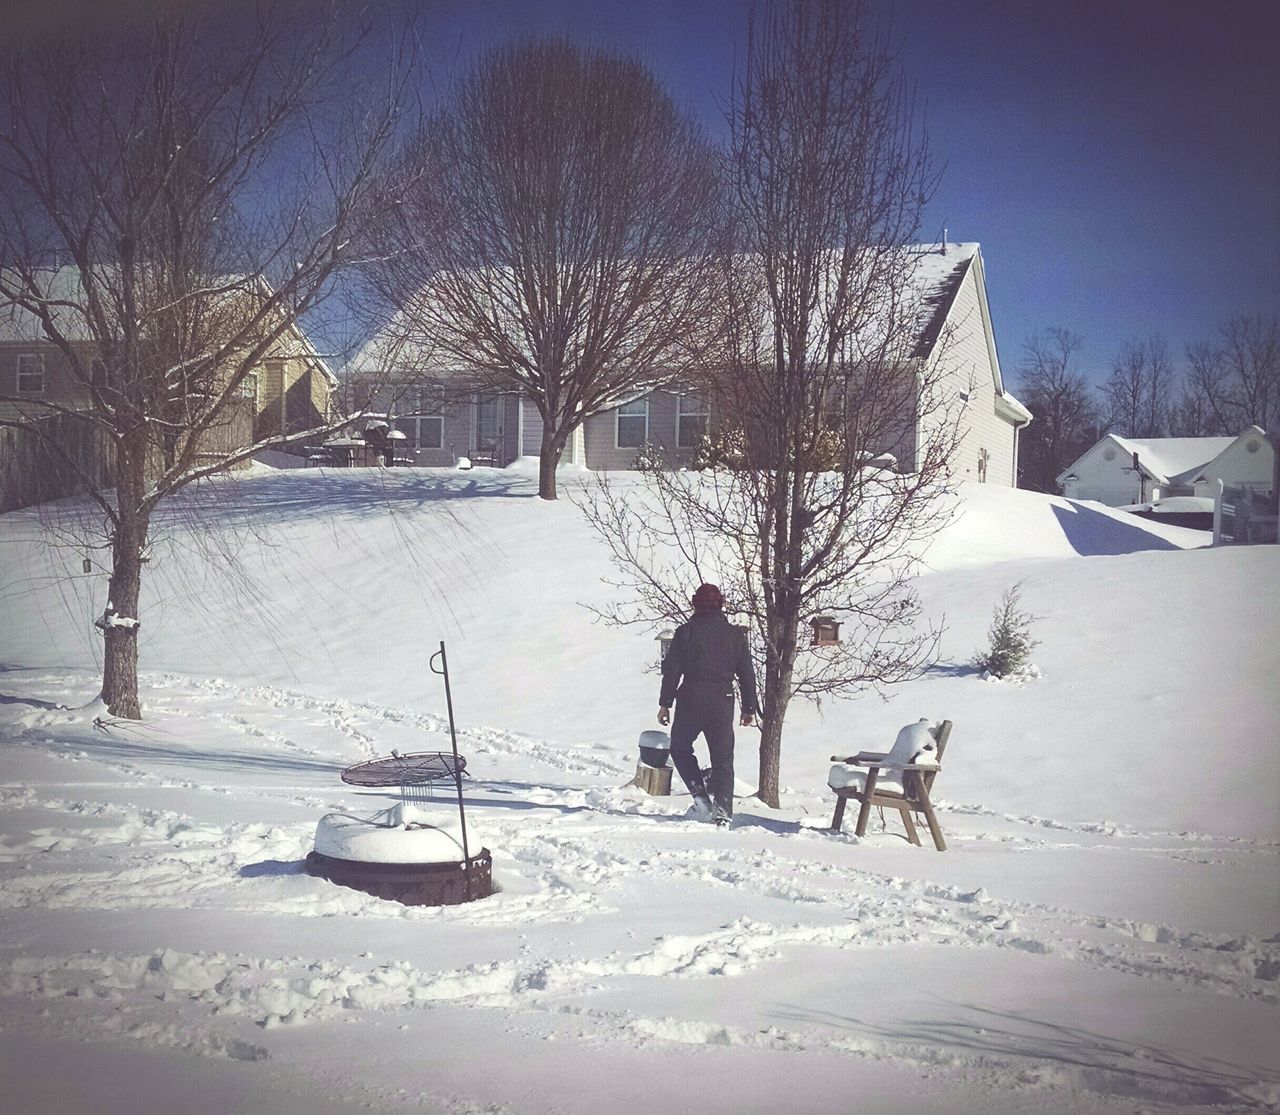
[
  {"xmin": 656, "ymin": 628, "xmax": 674, "ymax": 665},
  {"xmin": 810, "ymin": 615, "xmax": 841, "ymax": 647}
]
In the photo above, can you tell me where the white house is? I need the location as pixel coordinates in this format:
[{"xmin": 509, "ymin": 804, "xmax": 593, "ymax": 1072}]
[
  {"xmin": 1056, "ymin": 427, "xmax": 1275, "ymax": 506},
  {"xmin": 906, "ymin": 242, "xmax": 1032, "ymax": 486},
  {"xmin": 345, "ymin": 241, "xmax": 1030, "ymax": 483}
]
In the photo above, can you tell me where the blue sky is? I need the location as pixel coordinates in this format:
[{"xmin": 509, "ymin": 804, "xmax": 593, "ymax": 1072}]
[
  {"xmin": 9, "ymin": 0, "xmax": 1276, "ymax": 386},
  {"xmin": 412, "ymin": 0, "xmax": 1279, "ymax": 387}
]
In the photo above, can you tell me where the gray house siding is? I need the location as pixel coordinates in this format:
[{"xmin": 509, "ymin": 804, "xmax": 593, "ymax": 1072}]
[
  {"xmin": 521, "ymin": 400, "xmax": 544, "ymax": 456},
  {"xmin": 584, "ymin": 389, "xmax": 702, "ymax": 470},
  {"xmin": 393, "ymin": 397, "xmax": 472, "ymax": 467}
]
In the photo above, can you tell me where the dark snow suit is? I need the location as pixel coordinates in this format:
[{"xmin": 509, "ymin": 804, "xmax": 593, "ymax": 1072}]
[{"xmin": 659, "ymin": 612, "xmax": 759, "ymax": 818}]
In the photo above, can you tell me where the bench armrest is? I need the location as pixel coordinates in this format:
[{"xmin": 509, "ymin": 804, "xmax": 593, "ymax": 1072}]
[{"xmin": 829, "ymin": 751, "xmax": 888, "ymax": 764}]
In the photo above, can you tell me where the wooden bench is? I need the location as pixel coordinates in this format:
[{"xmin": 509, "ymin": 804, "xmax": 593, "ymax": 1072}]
[{"xmin": 828, "ymin": 719, "xmax": 952, "ymax": 851}]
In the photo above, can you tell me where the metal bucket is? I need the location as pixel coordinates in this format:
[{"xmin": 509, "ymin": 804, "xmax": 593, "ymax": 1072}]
[{"xmin": 638, "ymin": 729, "xmax": 671, "ymax": 768}]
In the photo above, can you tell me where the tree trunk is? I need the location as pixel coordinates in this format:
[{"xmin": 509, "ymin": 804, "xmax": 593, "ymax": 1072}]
[
  {"xmin": 538, "ymin": 422, "xmax": 570, "ymax": 501},
  {"xmin": 100, "ymin": 447, "xmax": 148, "ymax": 720},
  {"xmin": 755, "ymin": 608, "xmax": 800, "ymax": 808},
  {"xmin": 755, "ymin": 704, "xmax": 786, "ymax": 809}
]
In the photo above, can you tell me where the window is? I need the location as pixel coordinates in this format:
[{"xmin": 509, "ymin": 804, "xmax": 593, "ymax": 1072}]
[
  {"xmin": 414, "ymin": 415, "xmax": 443, "ymax": 449},
  {"xmin": 616, "ymin": 398, "xmax": 649, "ymax": 449},
  {"xmin": 676, "ymin": 394, "xmax": 709, "ymax": 449},
  {"xmin": 414, "ymin": 385, "xmax": 444, "ymax": 449},
  {"xmin": 16, "ymin": 353, "xmax": 44, "ymax": 394},
  {"xmin": 394, "ymin": 386, "xmax": 445, "ymax": 450},
  {"xmin": 235, "ymin": 372, "xmax": 259, "ymax": 403},
  {"xmin": 393, "ymin": 417, "xmax": 420, "ymax": 449}
]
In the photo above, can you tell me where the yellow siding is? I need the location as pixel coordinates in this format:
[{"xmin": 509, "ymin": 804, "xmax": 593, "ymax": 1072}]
[{"xmin": 0, "ymin": 341, "xmax": 95, "ymax": 423}]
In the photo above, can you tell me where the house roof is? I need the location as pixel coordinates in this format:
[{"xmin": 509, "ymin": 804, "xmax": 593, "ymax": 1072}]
[
  {"xmin": 347, "ymin": 240, "xmax": 999, "ymax": 377},
  {"xmin": 906, "ymin": 242, "xmax": 977, "ymax": 359},
  {"xmin": 1108, "ymin": 434, "xmax": 1238, "ymax": 484},
  {"xmin": 0, "ymin": 267, "xmax": 94, "ymax": 342},
  {"xmin": 1057, "ymin": 432, "xmax": 1238, "ymax": 486},
  {"xmin": 1193, "ymin": 425, "xmax": 1270, "ymax": 481},
  {"xmin": 0, "ymin": 266, "xmax": 337, "ymax": 388}
]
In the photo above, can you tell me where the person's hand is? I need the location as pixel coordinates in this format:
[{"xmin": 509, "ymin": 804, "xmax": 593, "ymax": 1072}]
[
  {"xmin": 657, "ymin": 707, "xmax": 670, "ymax": 726},
  {"xmin": 740, "ymin": 712, "xmax": 755, "ymax": 727}
]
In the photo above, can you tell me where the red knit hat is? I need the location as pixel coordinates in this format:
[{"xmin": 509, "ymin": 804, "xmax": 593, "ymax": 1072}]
[{"xmin": 691, "ymin": 583, "xmax": 724, "ymax": 613}]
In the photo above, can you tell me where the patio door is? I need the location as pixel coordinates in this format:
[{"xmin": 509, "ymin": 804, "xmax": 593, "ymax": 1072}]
[{"xmin": 473, "ymin": 395, "xmax": 504, "ymax": 465}]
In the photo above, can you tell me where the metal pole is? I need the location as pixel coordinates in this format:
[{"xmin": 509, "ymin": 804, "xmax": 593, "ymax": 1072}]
[{"xmin": 431, "ymin": 641, "xmax": 473, "ymax": 900}]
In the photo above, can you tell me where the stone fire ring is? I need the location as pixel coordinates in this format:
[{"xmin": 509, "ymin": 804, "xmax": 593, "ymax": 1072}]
[{"xmin": 305, "ymin": 803, "xmax": 494, "ymax": 906}]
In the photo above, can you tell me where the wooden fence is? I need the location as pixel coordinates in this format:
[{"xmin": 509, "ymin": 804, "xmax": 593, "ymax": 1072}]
[
  {"xmin": 0, "ymin": 402, "xmax": 253, "ymax": 514},
  {"xmin": 0, "ymin": 413, "xmax": 115, "ymax": 514}
]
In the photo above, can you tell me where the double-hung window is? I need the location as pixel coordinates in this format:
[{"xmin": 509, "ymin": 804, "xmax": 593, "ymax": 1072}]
[
  {"xmin": 16, "ymin": 353, "xmax": 44, "ymax": 395},
  {"xmin": 616, "ymin": 398, "xmax": 649, "ymax": 449},
  {"xmin": 414, "ymin": 385, "xmax": 445, "ymax": 449},
  {"xmin": 676, "ymin": 394, "xmax": 709, "ymax": 449},
  {"xmin": 394, "ymin": 385, "xmax": 445, "ymax": 450},
  {"xmin": 235, "ymin": 372, "xmax": 259, "ymax": 403}
]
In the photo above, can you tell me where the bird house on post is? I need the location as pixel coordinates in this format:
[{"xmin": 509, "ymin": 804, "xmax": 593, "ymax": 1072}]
[
  {"xmin": 810, "ymin": 616, "xmax": 840, "ymax": 647},
  {"xmin": 656, "ymin": 629, "xmax": 674, "ymax": 666}
]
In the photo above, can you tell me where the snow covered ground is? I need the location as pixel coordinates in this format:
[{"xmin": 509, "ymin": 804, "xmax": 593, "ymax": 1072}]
[{"xmin": 0, "ymin": 467, "xmax": 1276, "ymax": 1114}]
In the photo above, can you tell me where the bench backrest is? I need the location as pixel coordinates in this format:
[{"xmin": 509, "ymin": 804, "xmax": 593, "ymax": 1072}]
[{"xmin": 921, "ymin": 720, "xmax": 953, "ymax": 795}]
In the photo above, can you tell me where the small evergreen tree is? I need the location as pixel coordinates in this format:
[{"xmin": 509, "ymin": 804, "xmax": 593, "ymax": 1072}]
[{"xmin": 974, "ymin": 583, "xmax": 1040, "ymax": 678}]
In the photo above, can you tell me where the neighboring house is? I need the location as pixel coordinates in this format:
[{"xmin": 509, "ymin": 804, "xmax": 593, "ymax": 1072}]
[
  {"xmin": 0, "ymin": 268, "xmax": 336, "ymax": 446},
  {"xmin": 898, "ymin": 242, "xmax": 1031, "ymax": 485},
  {"xmin": 346, "ymin": 241, "xmax": 1029, "ymax": 482},
  {"xmin": 1056, "ymin": 427, "xmax": 1274, "ymax": 506},
  {"xmin": 0, "ymin": 268, "xmax": 336, "ymax": 510}
]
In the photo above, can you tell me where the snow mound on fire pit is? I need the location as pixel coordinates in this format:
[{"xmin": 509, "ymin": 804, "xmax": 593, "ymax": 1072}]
[{"xmin": 314, "ymin": 802, "xmax": 468, "ymax": 863}]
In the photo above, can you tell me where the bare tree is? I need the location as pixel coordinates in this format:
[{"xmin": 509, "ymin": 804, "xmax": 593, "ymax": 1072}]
[
  {"xmin": 1166, "ymin": 383, "xmax": 1217, "ymax": 437},
  {"xmin": 581, "ymin": 0, "xmax": 952, "ymax": 808},
  {"xmin": 0, "ymin": 9, "xmax": 406, "ymax": 717},
  {"xmin": 1100, "ymin": 335, "xmax": 1173, "ymax": 437},
  {"xmin": 1184, "ymin": 315, "xmax": 1279, "ymax": 435},
  {"xmin": 1015, "ymin": 328, "xmax": 1100, "ymax": 492},
  {"xmin": 365, "ymin": 39, "xmax": 722, "ymax": 500}
]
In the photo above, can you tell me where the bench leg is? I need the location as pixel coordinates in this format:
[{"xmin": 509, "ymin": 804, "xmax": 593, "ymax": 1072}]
[
  {"xmin": 899, "ymin": 806, "xmax": 921, "ymax": 846},
  {"xmin": 917, "ymin": 790, "xmax": 947, "ymax": 852},
  {"xmin": 830, "ymin": 794, "xmax": 848, "ymax": 833},
  {"xmin": 853, "ymin": 769, "xmax": 878, "ymax": 837}
]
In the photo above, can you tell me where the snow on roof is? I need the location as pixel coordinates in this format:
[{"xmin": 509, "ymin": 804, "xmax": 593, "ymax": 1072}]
[
  {"xmin": 1106, "ymin": 434, "xmax": 1237, "ymax": 484},
  {"xmin": 0, "ymin": 266, "xmax": 96, "ymax": 342},
  {"xmin": 1, "ymin": 267, "xmax": 337, "ymax": 386},
  {"xmin": 903, "ymin": 242, "xmax": 978, "ymax": 359},
  {"xmin": 996, "ymin": 391, "xmax": 1032, "ymax": 423},
  {"xmin": 347, "ymin": 241, "xmax": 984, "ymax": 382}
]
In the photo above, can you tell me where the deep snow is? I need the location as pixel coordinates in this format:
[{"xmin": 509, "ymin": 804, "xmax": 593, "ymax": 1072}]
[{"xmin": 0, "ymin": 467, "xmax": 1276, "ymax": 1114}]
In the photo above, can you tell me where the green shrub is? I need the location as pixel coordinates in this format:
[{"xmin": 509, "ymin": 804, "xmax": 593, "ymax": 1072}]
[{"xmin": 973, "ymin": 583, "xmax": 1040, "ymax": 678}]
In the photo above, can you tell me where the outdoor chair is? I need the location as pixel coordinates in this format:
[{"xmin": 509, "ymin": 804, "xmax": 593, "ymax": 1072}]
[{"xmin": 828, "ymin": 719, "xmax": 952, "ymax": 850}]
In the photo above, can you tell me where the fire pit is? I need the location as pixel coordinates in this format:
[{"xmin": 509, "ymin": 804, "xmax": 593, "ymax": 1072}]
[
  {"xmin": 306, "ymin": 801, "xmax": 492, "ymax": 906},
  {"xmin": 305, "ymin": 642, "xmax": 493, "ymax": 906}
]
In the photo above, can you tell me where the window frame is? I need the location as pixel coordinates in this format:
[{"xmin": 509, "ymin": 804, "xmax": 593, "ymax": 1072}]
[
  {"xmin": 615, "ymin": 397, "xmax": 650, "ymax": 449},
  {"xmin": 16, "ymin": 353, "xmax": 44, "ymax": 395},
  {"xmin": 676, "ymin": 393, "xmax": 709, "ymax": 449},
  {"xmin": 234, "ymin": 371, "xmax": 259, "ymax": 404},
  {"xmin": 411, "ymin": 385, "xmax": 445, "ymax": 449}
]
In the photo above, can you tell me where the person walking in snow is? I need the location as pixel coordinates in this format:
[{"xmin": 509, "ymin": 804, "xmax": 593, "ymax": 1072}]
[{"xmin": 657, "ymin": 583, "xmax": 758, "ymax": 826}]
